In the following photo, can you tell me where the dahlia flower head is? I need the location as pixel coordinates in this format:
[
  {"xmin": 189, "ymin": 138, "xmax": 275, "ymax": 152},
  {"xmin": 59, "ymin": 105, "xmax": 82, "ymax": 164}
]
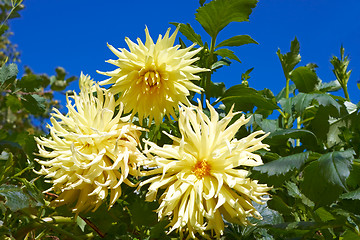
[
  {"xmin": 98, "ymin": 26, "xmax": 208, "ymax": 125},
  {"xmin": 141, "ymin": 101, "xmax": 272, "ymax": 239},
  {"xmin": 35, "ymin": 73, "xmax": 145, "ymax": 214}
]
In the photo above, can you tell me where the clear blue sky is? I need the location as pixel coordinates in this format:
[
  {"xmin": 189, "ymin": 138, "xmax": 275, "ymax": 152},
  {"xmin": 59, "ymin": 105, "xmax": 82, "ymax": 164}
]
[{"xmin": 10, "ymin": 0, "xmax": 360, "ymax": 104}]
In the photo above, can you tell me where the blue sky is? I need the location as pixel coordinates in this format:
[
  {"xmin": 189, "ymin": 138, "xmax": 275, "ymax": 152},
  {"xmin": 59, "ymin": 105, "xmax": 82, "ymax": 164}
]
[{"xmin": 11, "ymin": 0, "xmax": 360, "ymax": 104}]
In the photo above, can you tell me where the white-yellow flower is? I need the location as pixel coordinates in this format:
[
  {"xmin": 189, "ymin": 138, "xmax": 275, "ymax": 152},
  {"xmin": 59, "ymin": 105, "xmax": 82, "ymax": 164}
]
[
  {"xmin": 140, "ymin": 101, "xmax": 272, "ymax": 239},
  {"xmin": 97, "ymin": 26, "xmax": 207, "ymax": 125},
  {"xmin": 35, "ymin": 73, "xmax": 145, "ymax": 214}
]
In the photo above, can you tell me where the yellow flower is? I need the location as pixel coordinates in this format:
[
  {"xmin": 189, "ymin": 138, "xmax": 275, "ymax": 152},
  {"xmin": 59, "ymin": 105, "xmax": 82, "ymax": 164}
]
[
  {"xmin": 140, "ymin": 101, "xmax": 272, "ymax": 239},
  {"xmin": 97, "ymin": 27, "xmax": 207, "ymax": 125},
  {"xmin": 35, "ymin": 73, "xmax": 145, "ymax": 214}
]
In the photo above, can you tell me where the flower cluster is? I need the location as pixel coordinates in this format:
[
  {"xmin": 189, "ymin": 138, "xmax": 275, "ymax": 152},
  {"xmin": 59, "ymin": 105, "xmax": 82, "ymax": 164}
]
[
  {"xmin": 35, "ymin": 27, "xmax": 271, "ymax": 239},
  {"xmin": 140, "ymin": 101, "xmax": 271, "ymax": 238},
  {"xmin": 35, "ymin": 73, "xmax": 145, "ymax": 214},
  {"xmin": 98, "ymin": 27, "xmax": 207, "ymax": 125}
]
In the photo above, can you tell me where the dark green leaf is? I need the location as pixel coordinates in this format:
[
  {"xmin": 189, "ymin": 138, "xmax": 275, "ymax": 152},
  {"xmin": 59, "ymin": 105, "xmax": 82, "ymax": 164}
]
[
  {"xmin": 300, "ymin": 160, "xmax": 343, "ymax": 207},
  {"xmin": 220, "ymin": 84, "xmax": 279, "ymax": 112},
  {"xmin": 195, "ymin": 0, "xmax": 257, "ymax": 38},
  {"xmin": 341, "ymin": 229, "xmax": 360, "ymax": 240},
  {"xmin": 21, "ymin": 94, "xmax": 46, "ymax": 115},
  {"xmin": 5, "ymin": 94, "xmax": 21, "ymax": 111},
  {"xmin": 128, "ymin": 197, "xmax": 158, "ymax": 227},
  {"xmin": 0, "ymin": 63, "xmax": 18, "ymax": 85},
  {"xmin": 293, "ymin": 93, "xmax": 341, "ymax": 115},
  {"xmin": 55, "ymin": 67, "xmax": 66, "ymax": 80},
  {"xmin": 216, "ymin": 35, "xmax": 258, "ymax": 49},
  {"xmin": 170, "ymin": 22, "xmax": 203, "ymax": 46},
  {"xmin": 267, "ymin": 196, "xmax": 292, "ymax": 216},
  {"xmin": 347, "ymin": 160, "xmax": 360, "ymax": 188},
  {"xmin": 0, "ymin": 184, "xmax": 43, "ymax": 211},
  {"xmin": 0, "ymin": 25, "xmax": 9, "ymax": 36},
  {"xmin": 277, "ymin": 37, "xmax": 301, "ymax": 79},
  {"xmin": 290, "ymin": 66, "xmax": 320, "ymax": 93},
  {"xmin": 318, "ymin": 149, "xmax": 354, "ymax": 190},
  {"xmin": 17, "ymin": 74, "xmax": 43, "ymax": 91},
  {"xmin": 266, "ymin": 129, "xmax": 317, "ymax": 146},
  {"xmin": 208, "ymin": 81, "xmax": 226, "ymax": 99},
  {"xmin": 214, "ymin": 48, "xmax": 241, "ymax": 62},
  {"xmin": 211, "ymin": 58, "xmax": 231, "ymax": 70},
  {"xmin": 253, "ymin": 152, "xmax": 309, "ymax": 176}
]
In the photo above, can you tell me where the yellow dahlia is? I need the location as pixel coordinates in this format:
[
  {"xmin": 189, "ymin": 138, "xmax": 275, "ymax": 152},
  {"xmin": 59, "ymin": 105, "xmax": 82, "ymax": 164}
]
[
  {"xmin": 97, "ymin": 26, "xmax": 207, "ymax": 125},
  {"xmin": 140, "ymin": 101, "xmax": 272, "ymax": 239},
  {"xmin": 35, "ymin": 73, "xmax": 145, "ymax": 214}
]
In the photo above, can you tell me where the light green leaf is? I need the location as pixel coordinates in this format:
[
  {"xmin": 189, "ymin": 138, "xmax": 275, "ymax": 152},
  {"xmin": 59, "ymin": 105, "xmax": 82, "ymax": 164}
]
[
  {"xmin": 211, "ymin": 58, "xmax": 231, "ymax": 70},
  {"xmin": 0, "ymin": 63, "xmax": 18, "ymax": 85},
  {"xmin": 290, "ymin": 66, "xmax": 320, "ymax": 93},
  {"xmin": 340, "ymin": 188, "xmax": 360, "ymax": 200},
  {"xmin": 195, "ymin": 0, "xmax": 257, "ymax": 38},
  {"xmin": 170, "ymin": 22, "xmax": 203, "ymax": 46},
  {"xmin": 318, "ymin": 80, "xmax": 341, "ymax": 92},
  {"xmin": 293, "ymin": 93, "xmax": 341, "ymax": 115},
  {"xmin": 216, "ymin": 35, "xmax": 258, "ymax": 49}
]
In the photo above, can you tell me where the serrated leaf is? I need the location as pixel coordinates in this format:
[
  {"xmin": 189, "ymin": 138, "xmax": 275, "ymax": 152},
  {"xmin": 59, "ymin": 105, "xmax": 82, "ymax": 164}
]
[
  {"xmin": 277, "ymin": 37, "xmax": 301, "ymax": 79},
  {"xmin": 340, "ymin": 188, "xmax": 360, "ymax": 200},
  {"xmin": 214, "ymin": 48, "xmax": 241, "ymax": 62},
  {"xmin": 253, "ymin": 152, "xmax": 309, "ymax": 176},
  {"xmin": 290, "ymin": 66, "xmax": 320, "ymax": 93},
  {"xmin": 319, "ymin": 80, "xmax": 342, "ymax": 92},
  {"xmin": 301, "ymin": 160, "xmax": 343, "ymax": 207},
  {"xmin": 293, "ymin": 93, "xmax": 341, "ymax": 115},
  {"xmin": 195, "ymin": 0, "xmax": 257, "ymax": 38},
  {"xmin": 0, "ymin": 63, "xmax": 18, "ymax": 85},
  {"xmin": 318, "ymin": 149, "xmax": 354, "ymax": 190},
  {"xmin": 220, "ymin": 84, "xmax": 279, "ymax": 112},
  {"xmin": 21, "ymin": 94, "xmax": 46, "ymax": 115},
  {"xmin": 170, "ymin": 22, "xmax": 203, "ymax": 46},
  {"xmin": 216, "ymin": 35, "xmax": 258, "ymax": 49}
]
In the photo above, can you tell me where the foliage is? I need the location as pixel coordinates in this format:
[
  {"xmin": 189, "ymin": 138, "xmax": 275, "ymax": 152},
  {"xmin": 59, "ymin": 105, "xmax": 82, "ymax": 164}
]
[{"xmin": 1, "ymin": 0, "xmax": 360, "ymax": 239}]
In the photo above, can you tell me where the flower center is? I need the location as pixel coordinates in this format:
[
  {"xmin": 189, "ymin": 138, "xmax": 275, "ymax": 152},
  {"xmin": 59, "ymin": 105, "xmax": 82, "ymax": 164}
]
[
  {"xmin": 139, "ymin": 70, "xmax": 161, "ymax": 93},
  {"xmin": 192, "ymin": 160, "xmax": 211, "ymax": 179}
]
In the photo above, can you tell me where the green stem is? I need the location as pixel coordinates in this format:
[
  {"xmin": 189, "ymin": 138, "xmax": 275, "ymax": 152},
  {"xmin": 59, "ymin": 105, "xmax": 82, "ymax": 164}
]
[
  {"xmin": 204, "ymin": 35, "xmax": 217, "ymax": 103},
  {"xmin": 342, "ymin": 83, "xmax": 350, "ymax": 101},
  {"xmin": 0, "ymin": 1, "xmax": 22, "ymax": 29},
  {"xmin": 296, "ymin": 116, "xmax": 301, "ymax": 147},
  {"xmin": 285, "ymin": 77, "xmax": 290, "ymax": 99}
]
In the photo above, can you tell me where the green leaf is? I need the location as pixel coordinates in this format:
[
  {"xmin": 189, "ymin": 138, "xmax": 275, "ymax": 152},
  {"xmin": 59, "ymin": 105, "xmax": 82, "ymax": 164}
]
[
  {"xmin": 21, "ymin": 94, "xmax": 46, "ymax": 115},
  {"xmin": 211, "ymin": 58, "xmax": 231, "ymax": 70},
  {"xmin": 341, "ymin": 229, "xmax": 360, "ymax": 240},
  {"xmin": 290, "ymin": 66, "xmax": 320, "ymax": 93},
  {"xmin": 216, "ymin": 35, "xmax": 258, "ymax": 49},
  {"xmin": 128, "ymin": 197, "xmax": 158, "ymax": 227},
  {"xmin": 199, "ymin": 0, "xmax": 206, "ymax": 6},
  {"xmin": 220, "ymin": 84, "xmax": 279, "ymax": 112},
  {"xmin": 0, "ymin": 184, "xmax": 43, "ymax": 211},
  {"xmin": 318, "ymin": 149, "xmax": 354, "ymax": 190},
  {"xmin": 17, "ymin": 74, "xmax": 44, "ymax": 91},
  {"xmin": 314, "ymin": 208, "xmax": 336, "ymax": 222},
  {"xmin": 300, "ymin": 160, "xmax": 343, "ymax": 207},
  {"xmin": 266, "ymin": 129, "xmax": 317, "ymax": 146},
  {"xmin": 340, "ymin": 188, "xmax": 360, "ymax": 200},
  {"xmin": 208, "ymin": 81, "xmax": 226, "ymax": 99},
  {"xmin": 170, "ymin": 22, "xmax": 203, "ymax": 46},
  {"xmin": 347, "ymin": 160, "xmax": 360, "ymax": 188},
  {"xmin": 0, "ymin": 63, "xmax": 18, "ymax": 85},
  {"xmin": 5, "ymin": 94, "xmax": 22, "ymax": 111},
  {"xmin": 214, "ymin": 48, "xmax": 241, "ymax": 62},
  {"xmin": 276, "ymin": 84, "xmax": 296, "ymax": 101},
  {"xmin": 318, "ymin": 80, "xmax": 342, "ymax": 92},
  {"xmin": 293, "ymin": 93, "xmax": 341, "ymax": 115},
  {"xmin": 253, "ymin": 152, "xmax": 309, "ymax": 176},
  {"xmin": 277, "ymin": 37, "xmax": 301, "ymax": 79},
  {"xmin": 195, "ymin": 0, "xmax": 257, "ymax": 38}
]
